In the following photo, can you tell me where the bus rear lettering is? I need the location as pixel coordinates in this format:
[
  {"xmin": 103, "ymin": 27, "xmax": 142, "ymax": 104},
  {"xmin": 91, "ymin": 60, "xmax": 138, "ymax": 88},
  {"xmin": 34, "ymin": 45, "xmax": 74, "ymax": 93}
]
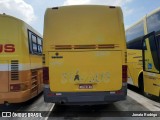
[
  {"xmin": 0, "ymin": 44, "xmax": 2, "ymax": 53},
  {"xmin": 0, "ymin": 44, "xmax": 15, "ymax": 53}
]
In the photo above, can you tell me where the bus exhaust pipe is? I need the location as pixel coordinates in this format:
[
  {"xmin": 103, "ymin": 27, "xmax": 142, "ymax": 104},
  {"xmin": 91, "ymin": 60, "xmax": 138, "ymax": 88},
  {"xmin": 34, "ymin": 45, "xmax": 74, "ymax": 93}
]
[
  {"xmin": 60, "ymin": 101, "xmax": 64, "ymax": 104},
  {"xmin": 60, "ymin": 101, "xmax": 65, "ymax": 104},
  {"xmin": 4, "ymin": 101, "xmax": 10, "ymax": 106}
]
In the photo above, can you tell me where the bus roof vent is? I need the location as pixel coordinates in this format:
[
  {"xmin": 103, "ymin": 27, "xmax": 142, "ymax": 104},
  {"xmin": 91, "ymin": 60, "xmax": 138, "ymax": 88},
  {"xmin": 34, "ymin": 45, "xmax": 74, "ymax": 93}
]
[
  {"xmin": 52, "ymin": 7, "xmax": 59, "ymax": 10},
  {"xmin": 51, "ymin": 44, "xmax": 119, "ymax": 50},
  {"xmin": 11, "ymin": 60, "xmax": 19, "ymax": 80},
  {"xmin": 109, "ymin": 6, "xmax": 116, "ymax": 8}
]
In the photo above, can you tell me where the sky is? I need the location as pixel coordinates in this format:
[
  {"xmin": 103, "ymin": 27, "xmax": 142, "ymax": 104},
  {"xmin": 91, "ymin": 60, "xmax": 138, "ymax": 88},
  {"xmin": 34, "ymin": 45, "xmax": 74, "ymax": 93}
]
[{"xmin": 0, "ymin": 0, "xmax": 160, "ymax": 35}]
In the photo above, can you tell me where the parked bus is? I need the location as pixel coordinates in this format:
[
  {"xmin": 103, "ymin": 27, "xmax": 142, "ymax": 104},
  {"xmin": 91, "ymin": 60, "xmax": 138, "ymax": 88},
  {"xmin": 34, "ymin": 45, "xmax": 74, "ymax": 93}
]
[
  {"xmin": 142, "ymin": 31, "xmax": 160, "ymax": 98},
  {"xmin": 43, "ymin": 5, "xmax": 127, "ymax": 105},
  {"xmin": 126, "ymin": 8, "xmax": 160, "ymax": 97},
  {"xmin": 142, "ymin": 7, "xmax": 160, "ymax": 97},
  {"xmin": 126, "ymin": 19, "xmax": 144, "ymax": 92},
  {"xmin": 0, "ymin": 14, "xmax": 43, "ymax": 104}
]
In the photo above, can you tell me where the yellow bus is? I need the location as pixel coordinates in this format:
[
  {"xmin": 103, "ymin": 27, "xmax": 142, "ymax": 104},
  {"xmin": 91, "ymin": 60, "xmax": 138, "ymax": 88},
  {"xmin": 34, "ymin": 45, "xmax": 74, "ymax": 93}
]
[
  {"xmin": 142, "ymin": 7, "xmax": 160, "ymax": 98},
  {"xmin": 126, "ymin": 19, "xmax": 144, "ymax": 92},
  {"xmin": 0, "ymin": 14, "xmax": 43, "ymax": 104},
  {"xmin": 142, "ymin": 31, "xmax": 160, "ymax": 98},
  {"xmin": 43, "ymin": 5, "xmax": 127, "ymax": 105},
  {"xmin": 126, "ymin": 8, "xmax": 160, "ymax": 97}
]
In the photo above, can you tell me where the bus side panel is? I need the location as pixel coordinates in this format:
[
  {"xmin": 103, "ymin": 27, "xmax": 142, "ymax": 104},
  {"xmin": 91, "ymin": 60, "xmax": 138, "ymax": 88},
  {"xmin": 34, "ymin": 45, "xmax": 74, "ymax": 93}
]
[
  {"xmin": 0, "ymin": 61, "xmax": 9, "ymax": 93},
  {"xmin": 144, "ymin": 72, "xmax": 160, "ymax": 97},
  {"xmin": 127, "ymin": 49, "xmax": 143, "ymax": 87}
]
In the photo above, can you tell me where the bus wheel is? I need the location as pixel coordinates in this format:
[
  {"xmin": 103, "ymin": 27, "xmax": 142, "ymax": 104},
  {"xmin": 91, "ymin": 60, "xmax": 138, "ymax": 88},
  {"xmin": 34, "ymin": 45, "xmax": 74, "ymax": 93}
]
[{"xmin": 138, "ymin": 73, "xmax": 144, "ymax": 95}]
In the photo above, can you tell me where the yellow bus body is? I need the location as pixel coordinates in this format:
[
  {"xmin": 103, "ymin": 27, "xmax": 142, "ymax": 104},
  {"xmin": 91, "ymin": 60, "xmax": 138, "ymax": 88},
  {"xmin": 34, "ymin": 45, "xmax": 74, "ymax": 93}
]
[
  {"xmin": 127, "ymin": 49, "xmax": 143, "ymax": 87},
  {"xmin": 0, "ymin": 14, "xmax": 43, "ymax": 104},
  {"xmin": 126, "ymin": 8, "xmax": 160, "ymax": 97},
  {"xmin": 43, "ymin": 5, "xmax": 127, "ymax": 104},
  {"xmin": 143, "ymin": 35, "xmax": 160, "ymax": 97},
  {"xmin": 142, "ymin": 8, "xmax": 160, "ymax": 97}
]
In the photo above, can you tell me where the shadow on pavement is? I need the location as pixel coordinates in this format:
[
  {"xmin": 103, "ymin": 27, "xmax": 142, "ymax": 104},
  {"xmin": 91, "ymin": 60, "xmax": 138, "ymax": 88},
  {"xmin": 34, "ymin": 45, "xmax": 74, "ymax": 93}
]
[{"xmin": 0, "ymin": 92, "xmax": 43, "ymax": 111}]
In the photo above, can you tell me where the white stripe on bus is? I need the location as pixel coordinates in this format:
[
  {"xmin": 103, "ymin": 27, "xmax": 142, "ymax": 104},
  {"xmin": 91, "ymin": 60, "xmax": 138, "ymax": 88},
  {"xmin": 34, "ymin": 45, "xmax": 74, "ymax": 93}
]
[{"xmin": 0, "ymin": 64, "xmax": 42, "ymax": 71}]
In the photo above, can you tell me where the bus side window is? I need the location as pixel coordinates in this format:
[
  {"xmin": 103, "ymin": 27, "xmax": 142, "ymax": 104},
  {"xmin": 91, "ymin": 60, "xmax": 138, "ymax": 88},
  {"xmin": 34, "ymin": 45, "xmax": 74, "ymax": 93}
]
[
  {"xmin": 37, "ymin": 37, "xmax": 42, "ymax": 54},
  {"xmin": 126, "ymin": 21, "xmax": 144, "ymax": 50},
  {"xmin": 147, "ymin": 11, "xmax": 160, "ymax": 34},
  {"xmin": 28, "ymin": 30, "xmax": 43, "ymax": 55},
  {"xmin": 31, "ymin": 34, "xmax": 38, "ymax": 53}
]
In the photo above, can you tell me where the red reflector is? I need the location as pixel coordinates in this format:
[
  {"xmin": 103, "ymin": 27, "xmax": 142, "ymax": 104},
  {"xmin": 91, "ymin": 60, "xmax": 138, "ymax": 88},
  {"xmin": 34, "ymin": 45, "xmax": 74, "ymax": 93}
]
[
  {"xmin": 115, "ymin": 90, "xmax": 123, "ymax": 94},
  {"xmin": 10, "ymin": 84, "xmax": 21, "ymax": 91},
  {"xmin": 122, "ymin": 65, "xmax": 127, "ymax": 82},
  {"xmin": 43, "ymin": 67, "xmax": 49, "ymax": 84},
  {"xmin": 47, "ymin": 93, "xmax": 62, "ymax": 96},
  {"xmin": 47, "ymin": 93, "xmax": 54, "ymax": 96}
]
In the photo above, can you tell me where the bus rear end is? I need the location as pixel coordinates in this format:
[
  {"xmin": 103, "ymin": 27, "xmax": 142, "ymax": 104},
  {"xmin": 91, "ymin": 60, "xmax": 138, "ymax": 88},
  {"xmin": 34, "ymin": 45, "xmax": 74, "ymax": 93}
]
[
  {"xmin": 43, "ymin": 5, "xmax": 127, "ymax": 105},
  {"xmin": 0, "ymin": 14, "xmax": 22, "ymax": 104},
  {"xmin": 0, "ymin": 14, "xmax": 43, "ymax": 104}
]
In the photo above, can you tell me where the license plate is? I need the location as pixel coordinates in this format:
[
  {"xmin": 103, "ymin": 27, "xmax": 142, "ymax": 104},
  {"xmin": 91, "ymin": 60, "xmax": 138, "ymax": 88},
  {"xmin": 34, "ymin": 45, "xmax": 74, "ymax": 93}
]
[{"xmin": 79, "ymin": 84, "xmax": 93, "ymax": 89}]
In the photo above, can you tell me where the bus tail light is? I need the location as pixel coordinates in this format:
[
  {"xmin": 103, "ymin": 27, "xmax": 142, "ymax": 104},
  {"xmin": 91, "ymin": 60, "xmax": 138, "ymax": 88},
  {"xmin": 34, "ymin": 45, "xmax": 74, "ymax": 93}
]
[
  {"xmin": 10, "ymin": 84, "xmax": 21, "ymax": 91},
  {"xmin": 115, "ymin": 90, "xmax": 124, "ymax": 95},
  {"xmin": 43, "ymin": 67, "xmax": 49, "ymax": 84},
  {"xmin": 125, "ymin": 52, "xmax": 127, "ymax": 63},
  {"xmin": 42, "ymin": 54, "xmax": 45, "ymax": 64},
  {"xmin": 10, "ymin": 84, "xmax": 28, "ymax": 92},
  {"xmin": 122, "ymin": 65, "xmax": 127, "ymax": 82}
]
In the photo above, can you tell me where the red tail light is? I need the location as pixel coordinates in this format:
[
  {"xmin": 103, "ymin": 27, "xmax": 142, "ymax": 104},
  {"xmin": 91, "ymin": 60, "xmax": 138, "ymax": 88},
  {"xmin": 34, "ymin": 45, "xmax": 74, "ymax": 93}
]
[
  {"xmin": 122, "ymin": 65, "xmax": 127, "ymax": 82},
  {"xmin": 115, "ymin": 90, "xmax": 124, "ymax": 95},
  {"xmin": 10, "ymin": 84, "xmax": 27, "ymax": 92},
  {"xmin": 43, "ymin": 67, "xmax": 49, "ymax": 84},
  {"xmin": 10, "ymin": 84, "xmax": 21, "ymax": 92}
]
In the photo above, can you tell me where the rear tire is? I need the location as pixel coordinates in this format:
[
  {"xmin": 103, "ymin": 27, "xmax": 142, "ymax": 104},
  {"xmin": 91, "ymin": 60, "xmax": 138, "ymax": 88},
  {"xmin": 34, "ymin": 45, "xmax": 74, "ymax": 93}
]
[
  {"xmin": 138, "ymin": 74, "xmax": 153, "ymax": 98},
  {"xmin": 138, "ymin": 73, "xmax": 144, "ymax": 95}
]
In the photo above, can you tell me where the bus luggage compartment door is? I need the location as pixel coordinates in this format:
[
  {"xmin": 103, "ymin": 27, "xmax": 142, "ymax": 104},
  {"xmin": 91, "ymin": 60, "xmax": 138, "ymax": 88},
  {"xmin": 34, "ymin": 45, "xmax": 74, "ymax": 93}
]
[
  {"xmin": 49, "ymin": 51, "xmax": 122, "ymax": 92},
  {"xmin": 0, "ymin": 61, "xmax": 9, "ymax": 92}
]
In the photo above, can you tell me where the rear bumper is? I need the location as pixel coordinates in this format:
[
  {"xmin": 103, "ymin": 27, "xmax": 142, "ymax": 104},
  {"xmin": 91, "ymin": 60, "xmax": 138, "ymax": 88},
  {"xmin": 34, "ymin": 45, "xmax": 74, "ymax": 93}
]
[
  {"xmin": 43, "ymin": 84, "xmax": 127, "ymax": 105},
  {"xmin": 0, "ymin": 90, "xmax": 31, "ymax": 104}
]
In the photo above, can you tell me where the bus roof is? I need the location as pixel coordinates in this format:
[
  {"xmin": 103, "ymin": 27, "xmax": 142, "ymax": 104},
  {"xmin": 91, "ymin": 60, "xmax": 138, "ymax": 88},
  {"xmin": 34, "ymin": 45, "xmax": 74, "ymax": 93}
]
[
  {"xmin": 0, "ymin": 13, "xmax": 41, "ymax": 37},
  {"xmin": 147, "ymin": 7, "xmax": 160, "ymax": 18}
]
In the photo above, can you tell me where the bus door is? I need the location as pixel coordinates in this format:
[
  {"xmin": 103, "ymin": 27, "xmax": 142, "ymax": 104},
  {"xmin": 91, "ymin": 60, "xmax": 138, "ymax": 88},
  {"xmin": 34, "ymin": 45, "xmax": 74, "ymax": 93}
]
[
  {"xmin": 142, "ymin": 31, "xmax": 160, "ymax": 96},
  {"xmin": 0, "ymin": 61, "xmax": 9, "ymax": 92}
]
